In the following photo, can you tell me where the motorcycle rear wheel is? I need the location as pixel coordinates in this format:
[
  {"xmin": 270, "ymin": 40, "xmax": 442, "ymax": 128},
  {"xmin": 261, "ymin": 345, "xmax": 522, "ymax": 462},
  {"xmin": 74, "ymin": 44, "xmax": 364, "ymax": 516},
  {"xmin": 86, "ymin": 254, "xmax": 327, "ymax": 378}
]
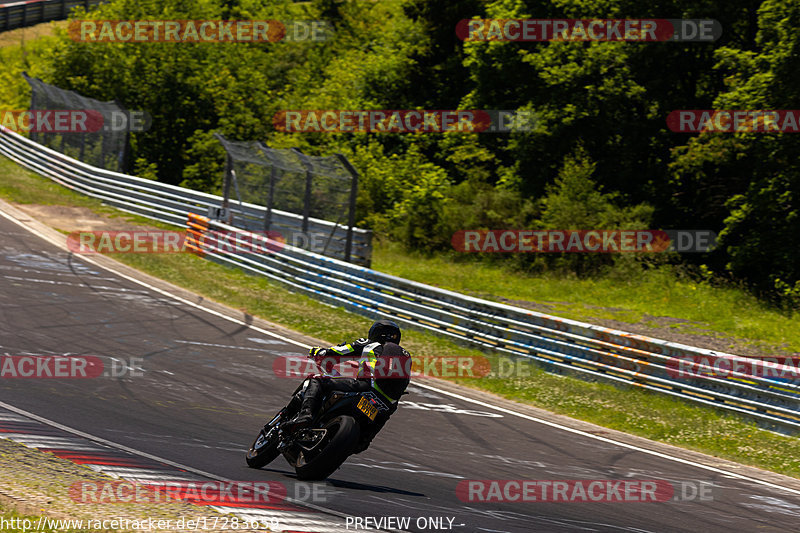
[{"xmin": 293, "ymin": 415, "xmax": 360, "ymax": 481}]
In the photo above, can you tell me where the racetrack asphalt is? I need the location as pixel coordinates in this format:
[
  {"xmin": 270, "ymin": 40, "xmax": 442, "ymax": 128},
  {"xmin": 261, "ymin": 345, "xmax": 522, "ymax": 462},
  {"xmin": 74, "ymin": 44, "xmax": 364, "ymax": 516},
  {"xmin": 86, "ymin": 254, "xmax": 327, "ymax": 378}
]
[{"xmin": 1, "ymin": 206, "xmax": 800, "ymax": 533}]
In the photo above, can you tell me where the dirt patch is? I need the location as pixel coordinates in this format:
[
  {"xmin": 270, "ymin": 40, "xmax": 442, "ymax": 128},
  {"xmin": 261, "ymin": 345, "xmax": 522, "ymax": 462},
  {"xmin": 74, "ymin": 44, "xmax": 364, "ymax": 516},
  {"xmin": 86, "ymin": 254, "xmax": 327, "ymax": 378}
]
[
  {"xmin": 591, "ymin": 315, "xmax": 794, "ymax": 357},
  {"xmin": 13, "ymin": 203, "xmax": 154, "ymax": 233}
]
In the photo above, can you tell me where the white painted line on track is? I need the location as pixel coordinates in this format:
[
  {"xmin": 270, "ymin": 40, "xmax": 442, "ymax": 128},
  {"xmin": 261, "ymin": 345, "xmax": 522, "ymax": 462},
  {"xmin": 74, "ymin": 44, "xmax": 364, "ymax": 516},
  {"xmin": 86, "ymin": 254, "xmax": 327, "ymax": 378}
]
[
  {"xmin": 0, "ymin": 207, "xmax": 311, "ymax": 350},
  {"xmin": 410, "ymin": 381, "xmax": 800, "ymax": 497},
  {"xmin": 2, "ymin": 204, "xmax": 800, "ymax": 503},
  {"xmin": 175, "ymin": 340, "xmax": 284, "ymax": 353},
  {"xmin": 2, "ymin": 275, "xmax": 143, "ymax": 292},
  {"xmin": 0, "ymin": 400, "xmax": 399, "ymax": 533}
]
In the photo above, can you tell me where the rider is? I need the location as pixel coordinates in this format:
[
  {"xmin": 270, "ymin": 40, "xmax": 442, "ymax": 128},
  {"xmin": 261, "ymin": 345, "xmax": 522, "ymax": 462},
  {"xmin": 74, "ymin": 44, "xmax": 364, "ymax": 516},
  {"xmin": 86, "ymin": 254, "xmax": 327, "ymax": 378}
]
[{"xmin": 289, "ymin": 319, "xmax": 411, "ymax": 430}]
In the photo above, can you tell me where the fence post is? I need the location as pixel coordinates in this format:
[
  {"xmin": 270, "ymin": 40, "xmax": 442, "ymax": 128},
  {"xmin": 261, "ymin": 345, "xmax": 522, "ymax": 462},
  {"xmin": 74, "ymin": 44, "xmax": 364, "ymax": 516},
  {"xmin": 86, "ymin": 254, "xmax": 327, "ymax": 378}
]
[
  {"xmin": 292, "ymin": 148, "xmax": 313, "ymax": 236},
  {"xmin": 121, "ymin": 124, "xmax": 132, "ymax": 174},
  {"xmin": 62, "ymin": 0, "xmax": 67, "ymax": 19},
  {"xmin": 257, "ymin": 142, "xmax": 277, "ymax": 234},
  {"xmin": 222, "ymin": 153, "xmax": 233, "ymax": 218},
  {"xmin": 336, "ymin": 154, "xmax": 359, "ymax": 263},
  {"xmin": 212, "ymin": 133, "xmax": 233, "ymax": 223},
  {"xmin": 28, "ymin": 77, "xmax": 38, "ymax": 143},
  {"xmin": 22, "ymin": 4, "xmax": 28, "ymax": 28},
  {"xmin": 112, "ymin": 99, "xmax": 131, "ymax": 174},
  {"xmin": 266, "ymin": 167, "xmax": 277, "ymax": 232},
  {"xmin": 41, "ymin": 0, "xmax": 46, "ymax": 24}
]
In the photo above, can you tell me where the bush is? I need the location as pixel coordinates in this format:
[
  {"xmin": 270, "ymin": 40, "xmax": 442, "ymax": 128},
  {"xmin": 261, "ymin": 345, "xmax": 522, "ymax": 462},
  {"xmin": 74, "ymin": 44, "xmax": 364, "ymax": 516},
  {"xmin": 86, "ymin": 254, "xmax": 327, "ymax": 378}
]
[{"xmin": 534, "ymin": 149, "xmax": 655, "ymax": 276}]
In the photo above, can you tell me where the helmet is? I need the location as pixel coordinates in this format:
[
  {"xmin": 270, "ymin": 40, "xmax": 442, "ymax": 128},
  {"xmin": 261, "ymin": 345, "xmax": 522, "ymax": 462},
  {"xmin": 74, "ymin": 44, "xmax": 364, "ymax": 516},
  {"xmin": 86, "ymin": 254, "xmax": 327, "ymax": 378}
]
[{"xmin": 368, "ymin": 319, "xmax": 401, "ymax": 344}]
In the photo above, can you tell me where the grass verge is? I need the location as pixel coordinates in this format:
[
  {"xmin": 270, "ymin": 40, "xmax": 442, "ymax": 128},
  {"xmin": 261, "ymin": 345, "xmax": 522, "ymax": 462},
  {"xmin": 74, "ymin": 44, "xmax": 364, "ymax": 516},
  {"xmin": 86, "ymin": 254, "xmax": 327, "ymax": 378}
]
[
  {"xmin": 0, "ymin": 504, "xmax": 93, "ymax": 533},
  {"xmin": 0, "ymin": 21, "xmax": 66, "ymax": 113},
  {"xmin": 0, "ymin": 20, "xmax": 68, "ymax": 49},
  {"xmin": 1, "ymin": 155, "xmax": 799, "ymax": 479},
  {"xmin": 375, "ymin": 243, "xmax": 799, "ymax": 353}
]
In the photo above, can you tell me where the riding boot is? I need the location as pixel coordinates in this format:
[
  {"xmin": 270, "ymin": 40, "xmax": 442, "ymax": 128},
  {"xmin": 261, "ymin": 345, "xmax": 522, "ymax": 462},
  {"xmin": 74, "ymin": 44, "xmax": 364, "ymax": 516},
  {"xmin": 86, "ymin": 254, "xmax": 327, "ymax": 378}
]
[{"xmin": 289, "ymin": 379, "xmax": 322, "ymax": 429}]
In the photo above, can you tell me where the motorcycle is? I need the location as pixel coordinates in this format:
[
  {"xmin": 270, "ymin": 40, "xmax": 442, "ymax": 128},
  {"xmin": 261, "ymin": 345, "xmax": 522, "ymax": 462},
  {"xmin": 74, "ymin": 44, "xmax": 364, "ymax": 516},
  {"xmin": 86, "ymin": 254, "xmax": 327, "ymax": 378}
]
[{"xmin": 246, "ymin": 359, "xmax": 400, "ymax": 480}]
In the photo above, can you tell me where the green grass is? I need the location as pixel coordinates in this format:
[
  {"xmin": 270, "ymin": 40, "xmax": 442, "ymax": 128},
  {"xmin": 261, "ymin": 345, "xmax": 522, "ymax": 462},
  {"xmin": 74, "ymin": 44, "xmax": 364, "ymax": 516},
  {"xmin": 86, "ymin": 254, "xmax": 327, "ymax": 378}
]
[
  {"xmin": 0, "ymin": 22, "xmax": 62, "ymax": 113},
  {"xmin": 374, "ymin": 242, "xmax": 799, "ymax": 353},
  {"xmin": 0, "ymin": 504, "xmax": 94, "ymax": 532},
  {"xmin": 0, "ymin": 157, "xmax": 179, "ymax": 229},
  {"xmin": 2, "ymin": 155, "xmax": 800, "ymax": 479},
  {"xmin": 0, "ymin": 20, "xmax": 67, "ymax": 49},
  {"xmin": 0, "ymin": 167, "xmax": 97, "ymax": 207}
]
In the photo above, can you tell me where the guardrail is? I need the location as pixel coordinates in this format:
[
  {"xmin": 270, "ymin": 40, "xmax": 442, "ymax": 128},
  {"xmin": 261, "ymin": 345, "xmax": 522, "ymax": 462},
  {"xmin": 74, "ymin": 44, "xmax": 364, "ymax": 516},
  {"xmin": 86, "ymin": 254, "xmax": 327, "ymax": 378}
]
[
  {"xmin": 0, "ymin": 126, "xmax": 372, "ymax": 265},
  {"xmin": 0, "ymin": 0, "xmax": 105, "ymax": 32},
  {"xmin": 187, "ymin": 218, "xmax": 800, "ymax": 434},
  {"xmin": 1, "ymin": 125, "xmax": 798, "ymax": 434}
]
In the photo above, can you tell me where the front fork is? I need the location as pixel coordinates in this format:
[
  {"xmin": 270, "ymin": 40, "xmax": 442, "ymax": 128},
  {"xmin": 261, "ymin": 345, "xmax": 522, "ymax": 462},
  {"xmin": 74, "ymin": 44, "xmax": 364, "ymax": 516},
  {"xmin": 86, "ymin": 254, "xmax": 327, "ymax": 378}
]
[
  {"xmin": 266, "ymin": 380, "xmax": 311, "ymax": 441},
  {"xmin": 272, "ymin": 379, "xmax": 309, "ymax": 429},
  {"xmin": 286, "ymin": 378, "xmax": 311, "ymax": 415}
]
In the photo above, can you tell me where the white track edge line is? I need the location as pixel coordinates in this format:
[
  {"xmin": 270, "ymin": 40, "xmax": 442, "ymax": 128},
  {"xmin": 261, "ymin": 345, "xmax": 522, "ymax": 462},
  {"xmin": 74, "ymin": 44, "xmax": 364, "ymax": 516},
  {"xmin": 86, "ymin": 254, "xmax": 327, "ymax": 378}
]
[
  {"xmin": 2, "ymin": 205, "xmax": 800, "ymax": 500},
  {"xmin": 0, "ymin": 399, "xmax": 401, "ymax": 529},
  {"xmin": 410, "ymin": 381, "xmax": 800, "ymax": 497},
  {"xmin": 0, "ymin": 207, "xmax": 409, "ymax": 532},
  {"xmin": 0, "ymin": 207, "xmax": 308, "ymax": 350}
]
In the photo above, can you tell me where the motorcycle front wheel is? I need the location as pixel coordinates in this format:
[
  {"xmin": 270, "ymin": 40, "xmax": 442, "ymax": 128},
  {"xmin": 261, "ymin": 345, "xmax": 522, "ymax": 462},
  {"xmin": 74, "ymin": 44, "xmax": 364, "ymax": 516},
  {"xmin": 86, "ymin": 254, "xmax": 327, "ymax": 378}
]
[{"xmin": 246, "ymin": 416, "xmax": 282, "ymax": 468}]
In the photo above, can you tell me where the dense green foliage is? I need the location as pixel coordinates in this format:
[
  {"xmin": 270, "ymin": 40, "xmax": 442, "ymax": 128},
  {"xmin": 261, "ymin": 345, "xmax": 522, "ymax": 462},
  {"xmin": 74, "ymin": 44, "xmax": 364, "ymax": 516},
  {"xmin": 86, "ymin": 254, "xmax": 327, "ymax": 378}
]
[{"xmin": 5, "ymin": 0, "xmax": 798, "ymax": 304}]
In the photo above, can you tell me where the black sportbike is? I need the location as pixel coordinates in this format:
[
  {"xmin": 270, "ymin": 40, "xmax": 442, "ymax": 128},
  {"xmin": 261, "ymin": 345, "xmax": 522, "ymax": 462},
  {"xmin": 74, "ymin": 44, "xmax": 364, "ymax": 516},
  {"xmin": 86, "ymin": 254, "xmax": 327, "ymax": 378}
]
[{"xmin": 246, "ymin": 368, "xmax": 398, "ymax": 480}]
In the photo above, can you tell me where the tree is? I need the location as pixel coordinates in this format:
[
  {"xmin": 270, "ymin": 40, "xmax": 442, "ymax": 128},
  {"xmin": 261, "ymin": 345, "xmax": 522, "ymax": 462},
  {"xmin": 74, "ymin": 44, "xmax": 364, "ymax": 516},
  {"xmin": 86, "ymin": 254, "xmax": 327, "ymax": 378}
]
[{"xmin": 674, "ymin": 0, "xmax": 800, "ymax": 299}]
